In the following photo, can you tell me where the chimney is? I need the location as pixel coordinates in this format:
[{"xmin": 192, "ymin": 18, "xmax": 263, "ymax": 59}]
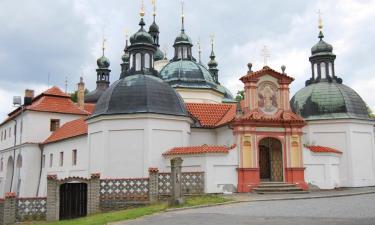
[
  {"xmin": 24, "ymin": 89, "xmax": 34, "ymax": 106},
  {"xmin": 77, "ymin": 77, "xmax": 85, "ymax": 109}
]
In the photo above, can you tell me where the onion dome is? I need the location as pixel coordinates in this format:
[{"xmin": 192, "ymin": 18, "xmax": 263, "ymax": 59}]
[
  {"xmin": 97, "ymin": 55, "xmax": 110, "ymax": 69},
  {"xmin": 92, "ymin": 74, "xmax": 188, "ymax": 117},
  {"xmin": 291, "ymin": 18, "xmax": 369, "ymax": 120},
  {"xmin": 311, "ymin": 31, "xmax": 334, "ymax": 55},
  {"xmin": 149, "ymin": 21, "xmax": 159, "ymax": 33},
  {"xmin": 291, "ymin": 82, "xmax": 369, "ymax": 120},
  {"xmin": 130, "ymin": 18, "xmax": 154, "ymax": 45},
  {"xmin": 174, "ymin": 32, "xmax": 193, "ymax": 46},
  {"xmin": 154, "ymin": 48, "xmax": 164, "ymax": 61}
]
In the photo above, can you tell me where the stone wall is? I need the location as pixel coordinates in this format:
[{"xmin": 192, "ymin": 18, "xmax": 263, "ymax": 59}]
[
  {"xmin": 16, "ymin": 197, "xmax": 47, "ymax": 221},
  {"xmin": 0, "ymin": 198, "xmax": 4, "ymax": 225}
]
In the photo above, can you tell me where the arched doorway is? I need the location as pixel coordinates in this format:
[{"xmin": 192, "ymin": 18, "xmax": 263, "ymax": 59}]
[
  {"xmin": 4, "ymin": 156, "xmax": 14, "ymax": 193},
  {"xmin": 259, "ymin": 137, "xmax": 283, "ymax": 182}
]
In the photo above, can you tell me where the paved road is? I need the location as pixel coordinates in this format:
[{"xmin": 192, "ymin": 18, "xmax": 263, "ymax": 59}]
[{"xmin": 119, "ymin": 193, "xmax": 375, "ymax": 225}]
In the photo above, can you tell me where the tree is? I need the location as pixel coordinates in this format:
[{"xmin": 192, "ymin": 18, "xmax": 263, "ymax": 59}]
[
  {"xmin": 367, "ymin": 105, "xmax": 374, "ymax": 118},
  {"xmin": 235, "ymin": 90, "xmax": 244, "ymax": 102}
]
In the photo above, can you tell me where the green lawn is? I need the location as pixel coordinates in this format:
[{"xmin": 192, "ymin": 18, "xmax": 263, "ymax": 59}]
[{"xmin": 19, "ymin": 195, "xmax": 231, "ymax": 225}]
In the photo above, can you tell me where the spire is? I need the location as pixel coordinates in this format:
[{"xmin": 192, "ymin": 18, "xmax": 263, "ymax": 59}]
[
  {"xmin": 317, "ymin": 9, "xmax": 324, "ymax": 40},
  {"xmin": 208, "ymin": 34, "xmax": 219, "ymax": 84},
  {"xmin": 152, "ymin": 0, "xmax": 156, "ymax": 22},
  {"xmin": 197, "ymin": 39, "xmax": 202, "ymax": 63},
  {"xmin": 181, "ymin": 0, "xmax": 185, "ymax": 33},
  {"xmin": 102, "ymin": 37, "xmax": 106, "ymax": 56}
]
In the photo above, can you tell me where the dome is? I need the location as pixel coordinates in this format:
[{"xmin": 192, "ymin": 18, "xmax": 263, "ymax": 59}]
[
  {"xmin": 159, "ymin": 60, "xmax": 223, "ymax": 91},
  {"xmin": 311, "ymin": 32, "xmax": 333, "ymax": 55},
  {"xmin": 85, "ymin": 88, "xmax": 106, "ymax": 103},
  {"xmin": 97, "ymin": 55, "xmax": 110, "ymax": 68},
  {"xmin": 291, "ymin": 82, "xmax": 369, "ymax": 120},
  {"xmin": 92, "ymin": 74, "xmax": 188, "ymax": 117},
  {"xmin": 130, "ymin": 19, "xmax": 154, "ymax": 45},
  {"xmin": 174, "ymin": 32, "xmax": 192, "ymax": 46},
  {"xmin": 149, "ymin": 21, "xmax": 159, "ymax": 33},
  {"xmin": 208, "ymin": 59, "xmax": 218, "ymax": 68},
  {"xmin": 154, "ymin": 48, "xmax": 164, "ymax": 61}
]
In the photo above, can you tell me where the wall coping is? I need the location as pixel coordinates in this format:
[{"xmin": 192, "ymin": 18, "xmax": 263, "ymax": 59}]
[{"xmin": 100, "ymin": 177, "xmax": 149, "ymax": 181}]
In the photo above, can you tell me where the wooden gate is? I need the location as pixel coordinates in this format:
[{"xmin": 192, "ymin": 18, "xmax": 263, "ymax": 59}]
[{"xmin": 59, "ymin": 183, "xmax": 87, "ymax": 220}]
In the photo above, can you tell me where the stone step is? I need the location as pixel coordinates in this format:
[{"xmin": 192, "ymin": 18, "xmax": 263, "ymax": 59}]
[
  {"xmin": 257, "ymin": 183, "xmax": 296, "ymax": 188},
  {"xmin": 253, "ymin": 187, "xmax": 303, "ymax": 192},
  {"xmin": 256, "ymin": 191, "xmax": 309, "ymax": 194}
]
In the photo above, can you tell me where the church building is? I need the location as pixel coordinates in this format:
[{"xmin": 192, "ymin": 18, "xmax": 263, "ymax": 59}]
[{"xmin": 0, "ymin": 1, "xmax": 374, "ymax": 198}]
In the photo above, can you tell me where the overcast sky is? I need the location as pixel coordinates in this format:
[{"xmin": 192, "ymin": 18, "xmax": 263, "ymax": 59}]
[{"xmin": 0, "ymin": 0, "xmax": 374, "ymax": 119}]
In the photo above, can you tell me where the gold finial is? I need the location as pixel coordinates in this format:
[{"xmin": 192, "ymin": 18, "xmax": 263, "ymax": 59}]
[
  {"xmin": 317, "ymin": 9, "xmax": 323, "ymax": 30},
  {"xmin": 151, "ymin": 0, "xmax": 156, "ymax": 17},
  {"xmin": 140, "ymin": 0, "xmax": 145, "ymax": 17},
  {"xmin": 261, "ymin": 45, "xmax": 271, "ymax": 66},
  {"xmin": 102, "ymin": 37, "xmax": 106, "ymax": 56},
  {"xmin": 163, "ymin": 45, "xmax": 168, "ymax": 60}
]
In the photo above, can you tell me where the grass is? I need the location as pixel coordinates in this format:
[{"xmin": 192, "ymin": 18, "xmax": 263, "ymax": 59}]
[
  {"xmin": 174, "ymin": 195, "xmax": 231, "ymax": 208},
  {"xmin": 19, "ymin": 195, "xmax": 231, "ymax": 225}
]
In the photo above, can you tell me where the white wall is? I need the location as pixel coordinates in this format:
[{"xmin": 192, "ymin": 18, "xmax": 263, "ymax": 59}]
[
  {"xmin": 38, "ymin": 136, "xmax": 88, "ymax": 197},
  {"xmin": 303, "ymin": 148, "xmax": 341, "ymax": 189},
  {"xmin": 303, "ymin": 119, "xmax": 375, "ymax": 188},
  {"xmin": 87, "ymin": 114, "xmax": 191, "ymax": 178},
  {"xmin": 176, "ymin": 89, "xmax": 224, "ymax": 104},
  {"xmin": 190, "ymin": 126, "xmax": 233, "ymax": 146},
  {"xmin": 0, "ymin": 143, "xmax": 41, "ymax": 197}
]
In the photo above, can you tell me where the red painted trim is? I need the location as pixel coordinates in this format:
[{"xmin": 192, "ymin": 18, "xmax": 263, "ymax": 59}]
[
  {"xmin": 237, "ymin": 168, "xmax": 260, "ymax": 192},
  {"xmin": 285, "ymin": 167, "xmax": 308, "ymax": 190}
]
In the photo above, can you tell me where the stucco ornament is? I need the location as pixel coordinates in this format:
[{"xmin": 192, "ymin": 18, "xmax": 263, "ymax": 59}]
[{"xmin": 258, "ymin": 82, "xmax": 278, "ymax": 115}]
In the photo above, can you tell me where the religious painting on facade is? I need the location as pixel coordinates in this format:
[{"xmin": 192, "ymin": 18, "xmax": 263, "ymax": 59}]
[{"xmin": 258, "ymin": 82, "xmax": 278, "ymax": 115}]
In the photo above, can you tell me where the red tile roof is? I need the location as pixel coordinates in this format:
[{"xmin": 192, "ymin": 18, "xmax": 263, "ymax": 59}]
[
  {"xmin": 83, "ymin": 103, "xmax": 96, "ymax": 114},
  {"xmin": 163, "ymin": 144, "xmax": 237, "ymax": 156},
  {"xmin": 1, "ymin": 86, "xmax": 89, "ymax": 126},
  {"xmin": 186, "ymin": 103, "xmax": 236, "ymax": 128},
  {"xmin": 240, "ymin": 66, "xmax": 294, "ymax": 84},
  {"xmin": 43, "ymin": 118, "xmax": 88, "ymax": 144},
  {"xmin": 306, "ymin": 146, "xmax": 342, "ymax": 154}
]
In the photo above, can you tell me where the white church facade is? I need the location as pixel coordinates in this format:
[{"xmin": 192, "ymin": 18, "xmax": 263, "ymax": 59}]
[{"xmin": 0, "ymin": 4, "xmax": 375, "ymax": 198}]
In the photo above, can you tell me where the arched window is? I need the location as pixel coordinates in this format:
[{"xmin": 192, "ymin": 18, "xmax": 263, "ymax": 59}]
[
  {"xmin": 129, "ymin": 54, "xmax": 133, "ymax": 69},
  {"xmin": 328, "ymin": 62, "xmax": 332, "ymax": 77},
  {"xmin": 135, "ymin": 53, "xmax": 142, "ymax": 71},
  {"xmin": 314, "ymin": 63, "xmax": 318, "ymax": 78},
  {"xmin": 183, "ymin": 47, "xmax": 188, "ymax": 58},
  {"xmin": 178, "ymin": 47, "xmax": 182, "ymax": 59},
  {"xmin": 144, "ymin": 53, "xmax": 150, "ymax": 69},
  {"xmin": 320, "ymin": 62, "xmax": 326, "ymax": 79}
]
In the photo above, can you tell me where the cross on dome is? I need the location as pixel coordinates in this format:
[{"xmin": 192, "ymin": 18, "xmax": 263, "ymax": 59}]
[{"xmin": 261, "ymin": 45, "xmax": 271, "ymax": 66}]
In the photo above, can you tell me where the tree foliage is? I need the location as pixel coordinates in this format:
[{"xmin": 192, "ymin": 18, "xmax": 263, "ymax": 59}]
[
  {"xmin": 235, "ymin": 90, "xmax": 244, "ymax": 102},
  {"xmin": 70, "ymin": 89, "xmax": 89, "ymax": 103}
]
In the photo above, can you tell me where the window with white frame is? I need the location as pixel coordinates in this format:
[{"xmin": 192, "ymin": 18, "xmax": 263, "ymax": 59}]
[
  {"xmin": 49, "ymin": 154, "xmax": 53, "ymax": 167},
  {"xmin": 72, "ymin": 150, "xmax": 77, "ymax": 166},
  {"xmin": 59, "ymin": 152, "xmax": 64, "ymax": 167}
]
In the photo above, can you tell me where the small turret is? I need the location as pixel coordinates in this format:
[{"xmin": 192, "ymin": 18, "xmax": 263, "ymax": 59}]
[{"xmin": 208, "ymin": 35, "xmax": 219, "ymax": 84}]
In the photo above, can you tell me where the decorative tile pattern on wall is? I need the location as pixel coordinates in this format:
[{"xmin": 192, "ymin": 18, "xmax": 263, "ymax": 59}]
[
  {"xmin": 16, "ymin": 198, "xmax": 47, "ymax": 221},
  {"xmin": 99, "ymin": 178, "xmax": 149, "ymax": 201},
  {"xmin": 158, "ymin": 172, "xmax": 204, "ymax": 195}
]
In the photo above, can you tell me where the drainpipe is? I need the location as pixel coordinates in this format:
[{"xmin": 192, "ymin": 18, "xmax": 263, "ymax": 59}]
[{"xmin": 36, "ymin": 143, "xmax": 44, "ymax": 197}]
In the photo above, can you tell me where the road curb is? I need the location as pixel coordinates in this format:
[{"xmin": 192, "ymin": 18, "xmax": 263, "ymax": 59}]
[{"xmin": 166, "ymin": 190, "xmax": 375, "ymax": 212}]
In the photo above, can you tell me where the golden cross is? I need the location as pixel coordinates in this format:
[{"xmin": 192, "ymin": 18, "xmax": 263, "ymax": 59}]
[
  {"xmin": 181, "ymin": 0, "xmax": 185, "ymax": 18},
  {"xmin": 151, "ymin": 0, "xmax": 156, "ymax": 16},
  {"xmin": 261, "ymin": 45, "xmax": 271, "ymax": 66},
  {"xmin": 140, "ymin": 0, "xmax": 145, "ymax": 17},
  {"xmin": 317, "ymin": 9, "xmax": 323, "ymax": 30}
]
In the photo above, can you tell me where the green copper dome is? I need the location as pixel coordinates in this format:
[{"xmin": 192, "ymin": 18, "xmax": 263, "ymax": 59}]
[
  {"xmin": 291, "ymin": 82, "xmax": 369, "ymax": 120},
  {"xmin": 311, "ymin": 31, "xmax": 333, "ymax": 55},
  {"xmin": 149, "ymin": 21, "xmax": 159, "ymax": 33},
  {"xmin": 174, "ymin": 32, "xmax": 193, "ymax": 46},
  {"xmin": 130, "ymin": 18, "xmax": 154, "ymax": 45},
  {"xmin": 97, "ymin": 55, "xmax": 110, "ymax": 68},
  {"xmin": 154, "ymin": 48, "xmax": 164, "ymax": 61},
  {"xmin": 159, "ymin": 60, "xmax": 224, "ymax": 92}
]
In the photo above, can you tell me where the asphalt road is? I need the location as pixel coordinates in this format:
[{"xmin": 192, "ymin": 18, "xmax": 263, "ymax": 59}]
[{"xmin": 119, "ymin": 193, "xmax": 375, "ymax": 225}]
